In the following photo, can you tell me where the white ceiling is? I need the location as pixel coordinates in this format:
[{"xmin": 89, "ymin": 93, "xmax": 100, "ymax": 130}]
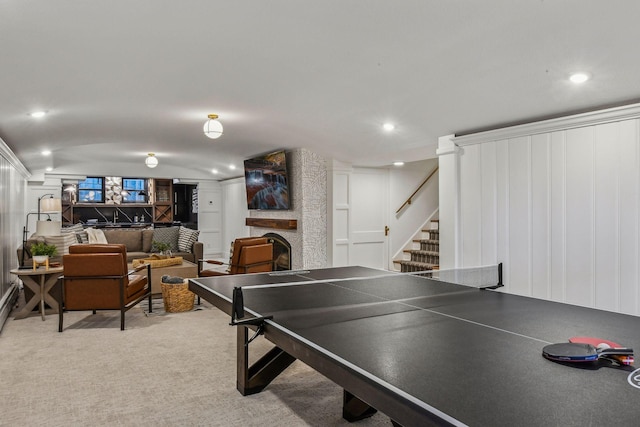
[{"xmin": 2, "ymin": 1, "xmax": 640, "ymax": 181}]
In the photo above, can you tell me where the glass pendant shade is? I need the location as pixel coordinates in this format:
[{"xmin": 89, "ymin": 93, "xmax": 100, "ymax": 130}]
[
  {"xmin": 203, "ymin": 115, "xmax": 223, "ymax": 139},
  {"xmin": 145, "ymin": 153, "xmax": 158, "ymax": 168}
]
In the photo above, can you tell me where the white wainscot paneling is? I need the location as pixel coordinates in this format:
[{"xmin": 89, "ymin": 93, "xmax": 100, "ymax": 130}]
[
  {"xmin": 334, "ymin": 243, "xmax": 349, "ymax": 267},
  {"xmin": 507, "ymin": 137, "xmax": 531, "ymax": 296},
  {"xmin": 351, "ymin": 242, "xmax": 385, "ymax": 269},
  {"xmin": 460, "ymin": 144, "xmax": 482, "ymax": 266},
  {"xmin": 480, "ymin": 141, "xmax": 497, "ymax": 265},
  {"xmin": 618, "ymin": 119, "xmax": 639, "ymax": 315},
  {"xmin": 593, "ymin": 122, "xmax": 620, "ymax": 312},
  {"xmin": 335, "ymin": 209, "xmax": 349, "ymax": 240},
  {"xmin": 549, "ymin": 131, "xmax": 566, "ymax": 302},
  {"xmin": 564, "ymin": 126, "xmax": 595, "ymax": 307},
  {"xmin": 334, "ymin": 173, "xmax": 349, "ymax": 205},
  {"xmin": 531, "ymin": 133, "xmax": 551, "ymax": 299},
  {"xmin": 496, "ymin": 140, "xmax": 510, "ymax": 290}
]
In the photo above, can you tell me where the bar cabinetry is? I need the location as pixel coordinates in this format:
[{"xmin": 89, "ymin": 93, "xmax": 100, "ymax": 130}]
[{"xmin": 152, "ymin": 179, "xmax": 173, "ymax": 223}]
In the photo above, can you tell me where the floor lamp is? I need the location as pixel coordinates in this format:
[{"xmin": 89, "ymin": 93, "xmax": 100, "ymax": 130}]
[{"xmin": 19, "ymin": 194, "xmax": 62, "ymax": 269}]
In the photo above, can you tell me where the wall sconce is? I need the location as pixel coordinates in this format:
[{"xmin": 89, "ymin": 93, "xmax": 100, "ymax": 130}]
[
  {"xmin": 145, "ymin": 153, "xmax": 158, "ymax": 168},
  {"xmin": 203, "ymin": 114, "xmax": 223, "ymax": 139}
]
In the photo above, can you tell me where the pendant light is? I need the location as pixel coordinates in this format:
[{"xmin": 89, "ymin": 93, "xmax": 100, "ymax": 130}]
[
  {"xmin": 203, "ymin": 114, "xmax": 223, "ymax": 139},
  {"xmin": 145, "ymin": 153, "xmax": 158, "ymax": 168}
]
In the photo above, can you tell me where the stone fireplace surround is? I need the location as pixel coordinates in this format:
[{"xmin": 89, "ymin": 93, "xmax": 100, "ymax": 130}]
[{"xmin": 248, "ymin": 149, "xmax": 327, "ymax": 271}]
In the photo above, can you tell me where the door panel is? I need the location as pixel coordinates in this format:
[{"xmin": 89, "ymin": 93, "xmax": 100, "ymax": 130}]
[{"xmin": 350, "ymin": 169, "xmax": 388, "ymax": 269}]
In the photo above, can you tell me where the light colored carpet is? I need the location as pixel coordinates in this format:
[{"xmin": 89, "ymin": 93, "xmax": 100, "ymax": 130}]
[{"xmin": 0, "ymin": 293, "xmax": 390, "ymax": 427}]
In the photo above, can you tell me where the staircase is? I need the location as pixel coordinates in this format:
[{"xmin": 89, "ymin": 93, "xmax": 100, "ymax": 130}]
[{"xmin": 395, "ymin": 219, "xmax": 439, "ymax": 272}]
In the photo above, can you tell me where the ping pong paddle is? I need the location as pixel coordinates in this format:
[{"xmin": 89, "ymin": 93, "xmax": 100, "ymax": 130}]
[
  {"xmin": 542, "ymin": 342, "xmax": 634, "ymax": 363},
  {"xmin": 569, "ymin": 336, "xmax": 634, "ymax": 365}
]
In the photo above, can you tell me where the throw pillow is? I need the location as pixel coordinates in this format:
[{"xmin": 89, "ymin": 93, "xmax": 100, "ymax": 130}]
[
  {"xmin": 178, "ymin": 226, "xmax": 200, "ymax": 252},
  {"xmin": 152, "ymin": 227, "xmax": 179, "ymax": 251},
  {"xmin": 44, "ymin": 233, "xmax": 77, "ymax": 256},
  {"xmin": 86, "ymin": 228, "xmax": 108, "ymax": 244},
  {"xmin": 62, "ymin": 223, "xmax": 88, "ymax": 243}
]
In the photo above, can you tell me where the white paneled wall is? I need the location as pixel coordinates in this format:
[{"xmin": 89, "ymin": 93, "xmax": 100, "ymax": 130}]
[
  {"xmin": 197, "ymin": 181, "xmax": 223, "ymax": 258},
  {"xmin": 1, "ymin": 138, "xmax": 29, "ymax": 331},
  {"xmin": 442, "ymin": 106, "xmax": 640, "ymax": 316}
]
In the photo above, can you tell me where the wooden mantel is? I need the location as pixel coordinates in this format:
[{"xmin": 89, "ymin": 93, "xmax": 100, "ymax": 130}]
[{"xmin": 246, "ymin": 218, "xmax": 297, "ymax": 230}]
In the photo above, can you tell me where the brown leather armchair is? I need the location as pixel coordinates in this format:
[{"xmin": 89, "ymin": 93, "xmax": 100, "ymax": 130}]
[
  {"xmin": 59, "ymin": 244, "xmax": 152, "ymax": 331},
  {"xmin": 199, "ymin": 237, "xmax": 274, "ymax": 277}
]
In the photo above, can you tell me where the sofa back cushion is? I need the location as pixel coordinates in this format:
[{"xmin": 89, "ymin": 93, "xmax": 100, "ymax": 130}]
[
  {"xmin": 142, "ymin": 229, "xmax": 154, "ymax": 253},
  {"xmin": 103, "ymin": 229, "xmax": 143, "ymax": 252}
]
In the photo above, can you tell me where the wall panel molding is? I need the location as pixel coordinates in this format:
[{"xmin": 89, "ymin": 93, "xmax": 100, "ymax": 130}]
[{"xmin": 442, "ymin": 111, "xmax": 640, "ymax": 316}]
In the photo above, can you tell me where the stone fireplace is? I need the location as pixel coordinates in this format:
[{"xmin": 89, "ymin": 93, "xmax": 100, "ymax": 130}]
[{"xmin": 247, "ymin": 149, "xmax": 327, "ymax": 270}]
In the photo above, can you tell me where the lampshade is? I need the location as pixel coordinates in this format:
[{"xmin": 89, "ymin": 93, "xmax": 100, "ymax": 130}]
[
  {"xmin": 145, "ymin": 153, "xmax": 158, "ymax": 168},
  {"xmin": 40, "ymin": 197, "xmax": 62, "ymax": 212},
  {"xmin": 203, "ymin": 114, "xmax": 223, "ymax": 139},
  {"xmin": 35, "ymin": 220, "xmax": 61, "ymax": 236}
]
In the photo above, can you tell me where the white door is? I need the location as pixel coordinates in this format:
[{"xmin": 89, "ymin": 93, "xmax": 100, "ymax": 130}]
[{"xmin": 349, "ymin": 168, "xmax": 389, "ymax": 269}]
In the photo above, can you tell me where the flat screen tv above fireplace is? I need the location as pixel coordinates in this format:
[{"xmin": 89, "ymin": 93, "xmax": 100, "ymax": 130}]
[{"xmin": 244, "ymin": 150, "xmax": 290, "ymax": 210}]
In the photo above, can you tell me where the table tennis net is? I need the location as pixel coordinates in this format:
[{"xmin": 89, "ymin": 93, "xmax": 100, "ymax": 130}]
[{"xmin": 408, "ymin": 263, "xmax": 503, "ymax": 289}]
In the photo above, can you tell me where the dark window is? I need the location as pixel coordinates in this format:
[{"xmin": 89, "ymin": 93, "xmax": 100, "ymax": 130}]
[
  {"xmin": 122, "ymin": 178, "xmax": 147, "ymax": 203},
  {"xmin": 78, "ymin": 177, "xmax": 104, "ymax": 202}
]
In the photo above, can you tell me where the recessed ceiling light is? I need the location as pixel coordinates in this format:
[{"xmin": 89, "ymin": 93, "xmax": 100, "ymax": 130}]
[
  {"xmin": 45, "ymin": 167, "xmax": 53, "ymax": 172},
  {"xmin": 41, "ymin": 150, "xmax": 51, "ymax": 156},
  {"xmin": 30, "ymin": 111, "xmax": 46, "ymax": 118},
  {"xmin": 229, "ymin": 164, "xmax": 236, "ymax": 170},
  {"xmin": 393, "ymin": 161, "xmax": 405, "ymax": 166},
  {"xmin": 383, "ymin": 123, "xmax": 395, "ymax": 131},
  {"xmin": 569, "ymin": 73, "xmax": 589, "ymax": 84},
  {"xmin": 211, "ymin": 169, "xmax": 219, "ymax": 174}
]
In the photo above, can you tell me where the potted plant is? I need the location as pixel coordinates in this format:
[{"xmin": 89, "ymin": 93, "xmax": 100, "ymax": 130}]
[
  {"xmin": 30, "ymin": 242, "xmax": 57, "ymax": 263},
  {"xmin": 152, "ymin": 240, "xmax": 172, "ymax": 258}
]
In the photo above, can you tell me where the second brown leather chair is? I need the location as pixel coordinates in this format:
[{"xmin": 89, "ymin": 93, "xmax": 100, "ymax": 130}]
[{"xmin": 199, "ymin": 237, "xmax": 274, "ymax": 277}]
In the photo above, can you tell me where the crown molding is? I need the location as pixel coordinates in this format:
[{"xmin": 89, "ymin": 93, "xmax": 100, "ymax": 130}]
[
  {"xmin": 0, "ymin": 137, "xmax": 30, "ymax": 178},
  {"xmin": 453, "ymin": 102, "xmax": 640, "ymax": 146}
]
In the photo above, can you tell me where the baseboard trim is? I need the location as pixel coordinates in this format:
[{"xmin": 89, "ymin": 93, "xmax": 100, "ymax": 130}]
[{"xmin": 0, "ymin": 283, "xmax": 19, "ymax": 332}]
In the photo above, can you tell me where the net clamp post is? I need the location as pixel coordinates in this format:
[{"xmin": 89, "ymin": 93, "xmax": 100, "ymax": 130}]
[{"xmin": 230, "ymin": 316, "xmax": 274, "ymax": 345}]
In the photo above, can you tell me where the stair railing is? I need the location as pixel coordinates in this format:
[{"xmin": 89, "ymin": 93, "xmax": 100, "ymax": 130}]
[{"xmin": 395, "ymin": 166, "xmax": 438, "ymax": 214}]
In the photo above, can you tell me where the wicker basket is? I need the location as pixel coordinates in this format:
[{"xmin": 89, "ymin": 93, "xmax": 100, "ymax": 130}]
[{"xmin": 160, "ymin": 279, "xmax": 194, "ymax": 312}]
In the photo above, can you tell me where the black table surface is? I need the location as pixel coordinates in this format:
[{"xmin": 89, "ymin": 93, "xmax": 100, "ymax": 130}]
[{"xmin": 190, "ymin": 266, "xmax": 640, "ymax": 426}]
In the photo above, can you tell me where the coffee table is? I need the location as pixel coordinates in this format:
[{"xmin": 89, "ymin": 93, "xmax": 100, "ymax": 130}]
[{"xmin": 129, "ymin": 259, "xmax": 198, "ymax": 294}]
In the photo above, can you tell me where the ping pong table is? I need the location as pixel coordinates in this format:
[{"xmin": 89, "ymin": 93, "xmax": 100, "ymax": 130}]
[{"xmin": 189, "ymin": 265, "xmax": 640, "ymax": 426}]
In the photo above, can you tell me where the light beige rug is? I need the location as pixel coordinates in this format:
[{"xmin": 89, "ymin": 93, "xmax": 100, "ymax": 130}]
[{"xmin": 0, "ymin": 294, "xmax": 390, "ymax": 426}]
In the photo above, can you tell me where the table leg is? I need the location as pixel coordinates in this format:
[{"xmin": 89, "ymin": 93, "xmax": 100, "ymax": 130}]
[
  {"xmin": 39, "ymin": 275, "xmax": 46, "ymax": 321},
  {"xmin": 42, "ymin": 274, "xmax": 60, "ymax": 314},
  {"xmin": 14, "ymin": 277, "xmax": 41, "ymax": 319}
]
